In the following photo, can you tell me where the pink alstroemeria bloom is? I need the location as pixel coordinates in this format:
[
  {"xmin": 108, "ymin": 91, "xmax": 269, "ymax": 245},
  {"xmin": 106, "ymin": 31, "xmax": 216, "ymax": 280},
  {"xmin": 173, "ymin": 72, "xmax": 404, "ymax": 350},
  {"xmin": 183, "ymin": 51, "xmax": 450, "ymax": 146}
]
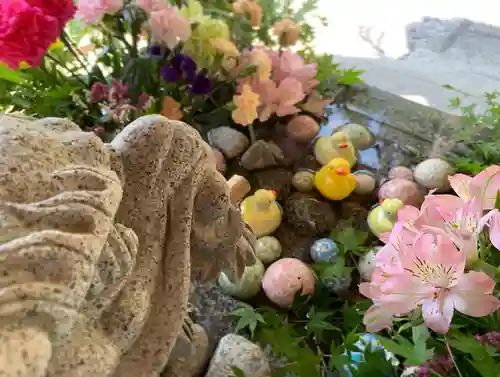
[
  {"xmin": 449, "ymin": 165, "xmax": 500, "ymax": 209},
  {"xmin": 360, "ymin": 234, "xmax": 500, "ymax": 333},
  {"xmin": 272, "ymin": 51, "xmax": 319, "ymax": 94},
  {"xmin": 150, "ymin": 4, "xmax": 191, "ymax": 48},
  {"xmin": 379, "ymin": 204, "xmax": 423, "ymax": 244},
  {"xmin": 420, "ymin": 196, "xmax": 494, "ymax": 263},
  {"xmin": 75, "ymin": 0, "xmax": 123, "ymax": 24},
  {"xmin": 252, "ymin": 77, "xmax": 305, "ymax": 121}
]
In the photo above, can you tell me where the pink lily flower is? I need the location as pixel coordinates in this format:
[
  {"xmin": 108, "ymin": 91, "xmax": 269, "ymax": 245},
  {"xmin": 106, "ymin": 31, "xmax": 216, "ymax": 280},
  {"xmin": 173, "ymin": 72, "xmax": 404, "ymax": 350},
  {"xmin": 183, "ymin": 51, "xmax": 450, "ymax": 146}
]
[
  {"xmin": 449, "ymin": 165, "xmax": 500, "ymax": 209},
  {"xmin": 379, "ymin": 204, "xmax": 423, "ymax": 244},
  {"xmin": 361, "ymin": 234, "xmax": 500, "ymax": 333},
  {"xmin": 272, "ymin": 51, "xmax": 319, "ymax": 94},
  {"xmin": 252, "ymin": 77, "xmax": 305, "ymax": 121}
]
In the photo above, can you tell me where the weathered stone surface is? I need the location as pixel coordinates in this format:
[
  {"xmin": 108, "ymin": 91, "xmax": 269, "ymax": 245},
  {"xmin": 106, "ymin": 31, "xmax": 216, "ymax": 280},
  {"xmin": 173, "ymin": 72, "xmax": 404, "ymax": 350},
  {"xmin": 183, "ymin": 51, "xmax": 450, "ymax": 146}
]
[
  {"xmin": 208, "ymin": 126, "xmax": 250, "ymax": 158},
  {"xmin": 284, "ymin": 193, "xmax": 337, "ymax": 236},
  {"xmin": 254, "ymin": 168, "xmax": 293, "ymax": 201},
  {"xmin": 190, "ymin": 282, "xmax": 242, "ymax": 354},
  {"xmin": 240, "ymin": 140, "xmax": 285, "ymax": 171},
  {"xmin": 0, "ymin": 114, "xmax": 256, "ymax": 377},
  {"xmin": 205, "ymin": 334, "xmax": 271, "ymax": 377},
  {"xmin": 274, "ymin": 223, "xmax": 315, "ymax": 262}
]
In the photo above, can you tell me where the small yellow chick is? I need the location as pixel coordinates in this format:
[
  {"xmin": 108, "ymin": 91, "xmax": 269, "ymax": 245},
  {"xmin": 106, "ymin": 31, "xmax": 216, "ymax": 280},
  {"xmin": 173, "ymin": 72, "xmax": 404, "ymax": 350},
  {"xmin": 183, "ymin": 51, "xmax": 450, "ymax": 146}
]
[
  {"xmin": 367, "ymin": 198, "xmax": 404, "ymax": 237},
  {"xmin": 314, "ymin": 158, "xmax": 356, "ymax": 201},
  {"xmin": 240, "ymin": 189, "xmax": 282, "ymax": 238},
  {"xmin": 313, "ymin": 131, "xmax": 357, "ymax": 167}
]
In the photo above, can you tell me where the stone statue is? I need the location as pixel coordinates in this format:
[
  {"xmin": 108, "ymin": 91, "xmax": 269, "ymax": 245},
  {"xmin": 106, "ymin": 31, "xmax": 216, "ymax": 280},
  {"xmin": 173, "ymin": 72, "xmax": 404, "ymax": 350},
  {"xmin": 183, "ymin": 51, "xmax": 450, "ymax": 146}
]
[{"xmin": 0, "ymin": 114, "xmax": 256, "ymax": 377}]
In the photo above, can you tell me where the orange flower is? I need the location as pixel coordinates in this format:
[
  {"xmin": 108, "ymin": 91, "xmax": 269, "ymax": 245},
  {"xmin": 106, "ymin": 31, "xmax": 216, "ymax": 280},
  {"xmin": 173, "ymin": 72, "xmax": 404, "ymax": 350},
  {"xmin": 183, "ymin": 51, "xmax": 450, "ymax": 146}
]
[
  {"xmin": 211, "ymin": 38, "xmax": 240, "ymax": 57},
  {"xmin": 232, "ymin": 84, "xmax": 260, "ymax": 126},
  {"xmin": 248, "ymin": 48, "xmax": 271, "ymax": 81},
  {"xmin": 233, "ymin": 0, "xmax": 262, "ymax": 28},
  {"xmin": 161, "ymin": 96, "xmax": 183, "ymax": 120},
  {"xmin": 273, "ymin": 18, "xmax": 301, "ymax": 46}
]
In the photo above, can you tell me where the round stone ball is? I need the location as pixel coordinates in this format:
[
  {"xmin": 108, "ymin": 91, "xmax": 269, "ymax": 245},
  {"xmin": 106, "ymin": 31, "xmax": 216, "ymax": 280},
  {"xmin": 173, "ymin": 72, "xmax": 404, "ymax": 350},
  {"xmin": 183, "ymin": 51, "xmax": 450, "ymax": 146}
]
[
  {"xmin": 388, "ymin": 166, "xmax": 413, "ymax": 181},
  {"xmin": 262, "ymin": 258, "xmax": 315, "ymax": 307},
  {"xmin": 255, "ymin": 236, "xmax": 282, "ymax": 265},
  {"xmin": 354, "ymin": 174, "xmax": 376, "ymax": 195},
  {"xmin": 292, "ymin": 170, "xmax": 315, "ymax": 193},
  {"xmin": 286, "ymin": 115, "xmax": 320, "ymax": 142},
  {"xmin": 323, "ymin": 274, "xmax": 352, "ymax": 295},
  {"xmin": 218, "ymin": 258, "xmax": 265, "ymax": 300},
  {"xmin": 310, "ymin": 238, "xmax": 339, "ymax": 263},
  {"xmin": 414, "ymin": 158, "xmax": 454, "ymax": 192},
  {"xmin": 358, "ymin": 247, "xmax": 381, "ymax": 281},
  {"xmin": 378, "ymin": 178, "xmax": 425, "ymax": 207}
]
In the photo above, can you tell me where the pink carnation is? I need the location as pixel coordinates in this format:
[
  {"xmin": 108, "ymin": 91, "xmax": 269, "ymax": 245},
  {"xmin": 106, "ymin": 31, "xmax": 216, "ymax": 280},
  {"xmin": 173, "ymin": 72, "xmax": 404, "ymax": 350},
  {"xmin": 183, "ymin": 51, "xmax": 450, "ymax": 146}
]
[
  {"xmin": 0, "ymin": 0, "xmax": 60, "ymax": 69},
  {"xmin": 150, "ymin": 4, "xmax": 191, "ymax": 49},
  {"xmin": 134, "ymin": 0, "xmax": 160, "ymax": 12},
  {"xmin": 26, "ymin": 0, "xmax": 76, "ymax": 28},
  {"xmin": 76, "ymin": 0, "xmax": 124, "ymax": 25}
]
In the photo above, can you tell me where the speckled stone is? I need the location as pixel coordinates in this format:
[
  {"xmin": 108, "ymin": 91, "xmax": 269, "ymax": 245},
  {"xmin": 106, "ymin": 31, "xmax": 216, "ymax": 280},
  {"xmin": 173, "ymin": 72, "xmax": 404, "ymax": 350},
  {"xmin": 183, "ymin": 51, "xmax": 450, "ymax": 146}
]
[
  {"xmin": 414, "ymin": 158, "xmax": 454, "ymax": 192},
  {"xmin": 208, "ymin": 126, "xmax": 250, "ymax": 158},
  {"xmin": 0, "ymin": 114, "xmax": 256, "ymax": 377},
  {"xmin": 205, "ymin": 334, "xmax": 271, "ymax": 377}
]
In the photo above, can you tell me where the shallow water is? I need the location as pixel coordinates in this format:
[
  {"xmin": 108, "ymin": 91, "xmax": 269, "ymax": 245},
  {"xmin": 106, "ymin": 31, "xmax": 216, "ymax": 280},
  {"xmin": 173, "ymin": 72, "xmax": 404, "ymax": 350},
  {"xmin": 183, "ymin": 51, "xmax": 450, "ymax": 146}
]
[{"xmin": 319, "ymin": 104, "xmax": 426, "ymax": 174}]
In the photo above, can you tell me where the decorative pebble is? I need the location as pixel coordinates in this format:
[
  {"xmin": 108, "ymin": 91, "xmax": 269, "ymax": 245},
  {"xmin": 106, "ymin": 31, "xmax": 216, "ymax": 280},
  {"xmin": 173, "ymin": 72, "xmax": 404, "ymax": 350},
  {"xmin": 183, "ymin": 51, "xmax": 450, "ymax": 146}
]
[
  {"xmin": 262, "ymin": 258, "xmax": 315, "ymax": 307},
  {"xmin": 354, "ymin": 174, "xmax": 376, "ymax": 195},
  {"xmin": 211, "ymin": 147, "xmax": 226, "ymax": 173},
  {"xmin": 286, "ymin": 115, "xmax": 320, "ymax": 142},
  {"xmin": 388, "ymin": 166, "xmax": 413, "ymax": 181},
  {"xmin": 255, "ymin": 236, "xmax": 282, "ymax": 265},
  {"xmin": 358, "ymin": 247, "xmax": 381, "ymax": 281},
  {"xmin": 205, "ymin": 334, "xmax": 271, "ymax": 377},
  {"xmin": 378, "ymin": 178, "xmax": 425, "ymax": 207},
  {"xmin": 414, "ymin": 158, "xmax": 454, "ymax": 192},
  {"xmin": 292, "ymin": 170, "xmax": 315, "ymax": 193},
  {"xmin": 338, "ymin": 123, "xmax": 376, "ymax": 150},
  {"xmin": 218, "ymin": 259, "xmax": 265, "ymax": 300},
  {"xmin": 323, "ymin": 274, "xmax": 352, "ymax": 295},
  {"xmin": 208, "ymin": 126, "xmax": 250, "ymax": 159},
  {"xmin": 310, "ymin": 238, "xmax": 339, "ymax": 263}
]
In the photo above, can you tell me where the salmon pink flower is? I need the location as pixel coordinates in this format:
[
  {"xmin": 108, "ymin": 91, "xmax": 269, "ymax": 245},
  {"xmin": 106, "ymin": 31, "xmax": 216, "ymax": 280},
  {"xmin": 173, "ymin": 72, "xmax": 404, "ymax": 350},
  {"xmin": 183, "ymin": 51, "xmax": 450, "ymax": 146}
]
[
  {"xmin": 76, "ymin": 0, "xmax": 123, "ymax": 24},
  {"xmin": 232, "ymin": 84, "xmax": 260, "ymax": 126},
  {"xmin": 360, "ymin": 234, "xmax": 500, "ymax": 333},
  {"xmin": 233, "ymin": 0, "xmax": 262, "ymax": 28},
  {"xmin": 449, "ymin": 165, "xmax": 500, "ymax": 209},
  {"xmin": 272, "ymin": 51, "xmax": 319, "ymax": 94},
  {"xmin": 161, "ymin": 96, "xmax": 183, "ymax": 120},
  {"xmin": 150, "ymin": 4, "xmax": 191, "ymax": 48},
  {"xmin": 0, "ymin": 0, "xmax": 60, "ymax": 69},
  {"xmin": 300, "ymin": 91, "xmax": 331, "ymax": 118},
  {"xmin": 252, "ymin": 77, "xmax": 305, "ymax": 121},
  {"xmin": 273, "ymin": 18, "xmax": 301, "ymax": 46}
]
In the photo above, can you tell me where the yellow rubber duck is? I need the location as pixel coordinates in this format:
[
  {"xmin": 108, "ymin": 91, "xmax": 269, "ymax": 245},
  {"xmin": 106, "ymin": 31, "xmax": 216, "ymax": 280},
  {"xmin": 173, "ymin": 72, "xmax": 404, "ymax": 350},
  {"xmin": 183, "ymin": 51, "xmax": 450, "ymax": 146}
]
[
  {"xmin": 367, "ymin": 198, "xmax": 404, "ymax": 237},
  {"xmin": 240, "ymin": 189, "xmax": 282, "ymax": 238},
  {"xmin": 314, "ymin": 158, "xmax": 356, "ymax": 201},
  {"xmin": 313, "ymin": 131, "xmax": 357, "ymax": 167}
]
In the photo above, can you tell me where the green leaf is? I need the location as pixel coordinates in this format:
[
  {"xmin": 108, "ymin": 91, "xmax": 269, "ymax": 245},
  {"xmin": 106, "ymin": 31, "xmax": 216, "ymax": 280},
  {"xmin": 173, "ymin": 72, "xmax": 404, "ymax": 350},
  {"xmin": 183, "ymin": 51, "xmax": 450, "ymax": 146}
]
[
  {"xmin": 330, "ymin": 224, "xmax": 368, "ymax": 252},
  {"xmin": 230, "ymin": 303, "xmax": 266, "ymax": 339},
  {"xmin": 306, "ymin": 309, "xmax": 341, "ymax": 338},
  {"xmin": 0, "ymin": 63, "xmax": 25, "ymax": 84},
  {"xmin": 495, "ymin": 190, "xmax": 500, "ymax": 210},
  {"xmin": 412, "ymin": 324, "xmax": 431, "ymax": 344},
  {"xmin": 230, "ymin": 366, "xmax": 246, "ymax": 377}
]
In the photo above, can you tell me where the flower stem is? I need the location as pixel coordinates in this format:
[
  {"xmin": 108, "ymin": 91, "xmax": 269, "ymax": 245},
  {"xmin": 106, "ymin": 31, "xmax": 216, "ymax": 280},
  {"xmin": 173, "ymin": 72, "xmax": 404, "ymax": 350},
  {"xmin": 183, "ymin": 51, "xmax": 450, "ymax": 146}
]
[
  {"xmin": 444, "ymin": 335, "xmax": 464, "ymax": 377},
  {"xmin": 45, "ymin": 53, "xmax": 87, "ymax": 87},
  {"xmin": 248, "ymin": 124, "xmax": 256, "ymax": 144},
  {"xmin": 61, "ymin": 31, "xmax": 92, "ymax": 75}
]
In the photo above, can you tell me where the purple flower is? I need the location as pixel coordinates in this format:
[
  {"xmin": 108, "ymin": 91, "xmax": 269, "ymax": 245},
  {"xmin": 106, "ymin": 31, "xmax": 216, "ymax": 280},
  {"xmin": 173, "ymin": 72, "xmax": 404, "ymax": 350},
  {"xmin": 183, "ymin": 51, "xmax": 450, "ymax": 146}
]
[
  {"xmin": 149, "ymin": 45, "xmax": 164, "ymax": 57},
  {"xmin": 160, "ymin": 53, "xmax": 198, "ymax": 83},
  {"xmin": 190, "ymin": 71, "xmax": 212, "ymax": 95}
]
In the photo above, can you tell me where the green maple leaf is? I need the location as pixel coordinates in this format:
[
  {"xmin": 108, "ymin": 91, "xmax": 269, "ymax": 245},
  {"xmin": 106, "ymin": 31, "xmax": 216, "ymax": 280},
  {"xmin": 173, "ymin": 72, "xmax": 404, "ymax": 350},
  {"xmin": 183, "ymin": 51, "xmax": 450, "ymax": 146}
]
[
  {"xmin": 335, "ymin": 68, "xmax": 364, "ymax": 86},
  {"xmin": 330, "ymin": 225, "xmax": 368, "ymax": 254},
  {"xmin": 230, "ymin": 303, "xmax": 266, "ymax": 339},
  {"xmin": 306, "ymin": 308, "xmax": 341, "ymax": 338}
]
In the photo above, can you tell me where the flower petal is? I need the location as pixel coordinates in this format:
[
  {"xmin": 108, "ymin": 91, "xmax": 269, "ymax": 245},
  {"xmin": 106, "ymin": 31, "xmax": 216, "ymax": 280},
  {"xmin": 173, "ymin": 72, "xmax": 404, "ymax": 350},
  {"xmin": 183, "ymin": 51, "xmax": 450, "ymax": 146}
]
[
  {"xmin": 488, "ymin": 210, "xmax": 500, "ymax": 250},
  {"xmin": 422, "ymin": 294, "xmax": 455, "ymax": 333},
  {"xmin": 470, "ymin": 165, "xmax": 500, "ymax": 209},
  {"xmin": 451, "ymin": 271, "xmax": 500, "ymax": 317},
  {"xmin": 363, "ymin": 305, "xmax": 395, "ymax": 332},
  {"xmin": 449, "ymin": 173, "xmax": 473, "ymax": 201}
]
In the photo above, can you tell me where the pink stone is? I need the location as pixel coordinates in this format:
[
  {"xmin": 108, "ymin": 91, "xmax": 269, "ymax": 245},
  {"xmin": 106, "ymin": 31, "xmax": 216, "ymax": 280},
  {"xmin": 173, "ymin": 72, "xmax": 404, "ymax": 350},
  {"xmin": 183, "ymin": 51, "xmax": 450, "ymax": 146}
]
[
  {"xmin": 286, "ymin": 115, "xmax": 320, "ymax": 143},
  {"xmin": 262, "ymin": 258, "xmax": 315, "ymax": 308},
  {"xmin": 378, "ymin": 178, "xmax": 425, "ymax": 207},
  {"xmin": 388, "ymin": 166, "xmax": 414, "ymax": 181},
  {"xmin": 211, "ymin": 147, "xmax": 226, "ymax": 173}
]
